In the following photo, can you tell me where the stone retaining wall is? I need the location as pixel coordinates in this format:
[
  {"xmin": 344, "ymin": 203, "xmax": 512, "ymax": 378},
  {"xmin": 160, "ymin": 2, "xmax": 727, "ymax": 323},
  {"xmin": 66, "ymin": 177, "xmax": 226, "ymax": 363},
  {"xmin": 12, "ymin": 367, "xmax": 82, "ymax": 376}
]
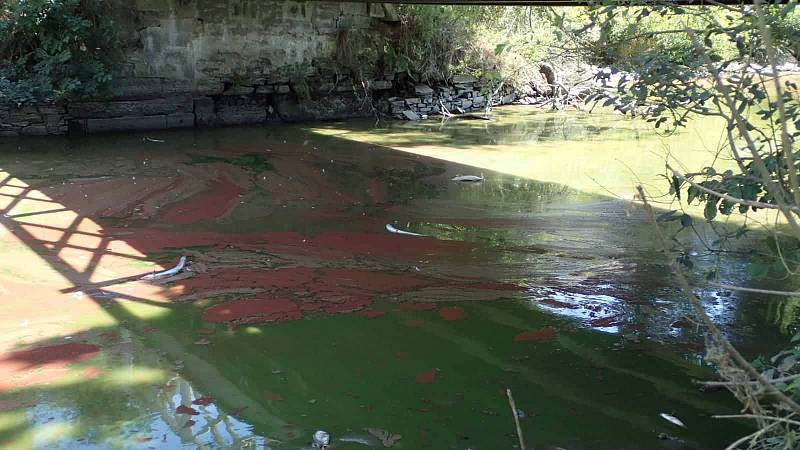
[
  {"xmin": 0, "ymin": 75, "xmax": 519, "ymax": 136},
  {"xmin": 0, "ymin": 79, "xmax": 392, "ymax": 136},
  {"xmin": 385, "ymin": 76, "xmax": 518, "ymax": 120},
  {"xmin": 0, "ymin": 105, "xmax": 68, "ymax": 137}
]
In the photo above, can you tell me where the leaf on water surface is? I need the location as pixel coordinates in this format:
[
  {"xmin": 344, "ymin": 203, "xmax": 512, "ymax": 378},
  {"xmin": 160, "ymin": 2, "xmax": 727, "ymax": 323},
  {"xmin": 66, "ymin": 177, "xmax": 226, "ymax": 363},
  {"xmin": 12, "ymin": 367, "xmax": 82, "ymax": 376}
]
[
  {"xmin": 366, "ymin": 428, "xmax": 402, "ymax": 448},
  {"xmin": 190, "ymin": 261, "xmax": 209, "ymax": 274},
  {"xmin": 361, "ymin": 309, "xmax": 386, "ymax": 319},
  {"xmin": 514, "ymin": 327, "xmax": 558, "ymax": 342},
  {"xmin": 416, "ymin": 368, "xmax": 438, "ymax": 384},
  {"xmin": 439, "ymin": 306, "xmax": 465, "ymax": 321},
  {"xmin": 194, "ymin": 338, "xmax": 210, "ymax": 345},
  {"xmin": 175, "ymin": 405, "xmax": 199, "ymax": 415},
  {"xmin": 230, "ymin": 406, "xmax": 248, "ymax": 416},
  {"xmin": 400, "ymin": 303, "xmax": 436, "ymax": 312},
  {"xmin": 401, "ymin": 319, "xmax": 426, "ymax": 328},
  {"xmin": 660, "ymin": 413, "xmax": 686, "ymax": 428},
  {"xmin": 192, "ymin": 395, "xmax": 214, "ymax": 406},
  {"xmin": 264, "ymin": 391, "xmax": 283, "ymax": 401}
]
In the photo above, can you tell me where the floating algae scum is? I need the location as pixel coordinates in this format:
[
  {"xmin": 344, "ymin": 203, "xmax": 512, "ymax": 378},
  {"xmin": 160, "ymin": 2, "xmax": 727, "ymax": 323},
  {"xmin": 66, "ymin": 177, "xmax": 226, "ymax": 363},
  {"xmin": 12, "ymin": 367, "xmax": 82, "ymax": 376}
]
[{"xmin": 0, "ymin": 107, "xmax": 792, "ymax": 449}]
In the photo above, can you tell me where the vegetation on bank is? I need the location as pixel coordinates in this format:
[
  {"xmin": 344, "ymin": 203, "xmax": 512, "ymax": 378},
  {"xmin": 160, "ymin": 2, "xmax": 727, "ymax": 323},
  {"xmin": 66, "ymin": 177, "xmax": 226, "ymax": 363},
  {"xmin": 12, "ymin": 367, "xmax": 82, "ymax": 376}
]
[
  {"xmin": 573, "ymin": 3, "xmax": 800, "ymax": 448},
  {"xmin": 330, "ymin": 4, "xmax": 800, "ymax": 101},
  {"xmin": 0, "ymin": 0, "xmax": 119, "ymax": 105}
]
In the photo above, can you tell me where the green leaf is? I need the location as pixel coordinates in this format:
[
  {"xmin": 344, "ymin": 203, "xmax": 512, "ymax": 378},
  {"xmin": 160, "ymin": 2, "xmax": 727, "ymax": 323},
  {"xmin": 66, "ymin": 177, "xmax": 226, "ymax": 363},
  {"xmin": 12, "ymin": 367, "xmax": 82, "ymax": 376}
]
[
  {"xmin": 747, "ymin": 261, "xmax": 769, "ymax": 279},
  {"xmin": 704, "ymin": 199, "xmax": 718, "ymax": 221},
  {"xmin": 672, "ymin": 176, "xmax": 681, "ymax": 200}
]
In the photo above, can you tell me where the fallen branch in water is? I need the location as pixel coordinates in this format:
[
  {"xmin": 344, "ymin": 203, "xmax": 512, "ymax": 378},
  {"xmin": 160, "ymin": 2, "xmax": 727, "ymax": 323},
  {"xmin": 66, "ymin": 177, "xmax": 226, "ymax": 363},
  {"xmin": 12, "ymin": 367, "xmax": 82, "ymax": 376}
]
[
  {"xmin": 439, "ymin": 100, "xmax": 454, "ymax": 118},
  {"xmin": 713, "ymin": 414, "xmax": 800, "ymax": 427},
  {"xmin": 506, "ymin": 388, "xmax": 526, "ymax": 450},
  {"xmin": 702, "ymin": 373, "xmax": 800, "ymax": 386},
  {"xmin": 708, "ymin": 282, "xmax": 800, "ymax": 297}
]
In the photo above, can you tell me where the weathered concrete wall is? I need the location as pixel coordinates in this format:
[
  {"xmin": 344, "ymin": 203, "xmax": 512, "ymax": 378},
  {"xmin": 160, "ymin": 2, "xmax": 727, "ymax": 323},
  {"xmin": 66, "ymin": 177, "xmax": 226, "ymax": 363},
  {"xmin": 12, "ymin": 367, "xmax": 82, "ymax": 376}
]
[
  {"xmin": 0, "ymin": 0, "xmax": 508, "ymax": 136},
  {"xmin": 0, "ymin": 1, "xmax": 399, "ymax": 136},
  {"xmin": 113, "ymin": 0, "xmax": 381, "ymax": 95}
]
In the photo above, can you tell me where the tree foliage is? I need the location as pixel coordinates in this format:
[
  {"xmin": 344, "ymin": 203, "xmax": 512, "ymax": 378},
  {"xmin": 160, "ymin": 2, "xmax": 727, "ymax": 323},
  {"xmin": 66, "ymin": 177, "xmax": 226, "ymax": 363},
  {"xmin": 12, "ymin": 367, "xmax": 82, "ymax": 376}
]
[
  {"xmin": 0, "ymin": 0, "xmax": 120, "ymax": 105},
  {"xmin": 579, "ymin": 2, "xmax": 800, "ymax": 448}
]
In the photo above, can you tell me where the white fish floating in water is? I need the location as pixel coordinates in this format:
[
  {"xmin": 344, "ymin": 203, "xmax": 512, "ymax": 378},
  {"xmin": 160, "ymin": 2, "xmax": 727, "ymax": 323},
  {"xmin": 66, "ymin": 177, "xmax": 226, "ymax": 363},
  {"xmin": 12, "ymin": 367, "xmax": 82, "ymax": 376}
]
[
  {"xmin": 143, "ymin": 137, "xmax": 165, "ymax": 143},
  {"xmin": 385, "ymin": 224, "xmax": 427, "ymax": 237},
  {"xmin": 660, "ymin": 413, "xmax": 686, "ymax": 428},
  {"xmin": 451, "ymin": 173, "xmax": 484, "ymax": 182},
  {"xmin": 338, "ymin": 434, "xmax": 382, "ymax": 446},
  {"xmin": 141, "ymin": 256, "xmax": 187, "ymax": 281}
]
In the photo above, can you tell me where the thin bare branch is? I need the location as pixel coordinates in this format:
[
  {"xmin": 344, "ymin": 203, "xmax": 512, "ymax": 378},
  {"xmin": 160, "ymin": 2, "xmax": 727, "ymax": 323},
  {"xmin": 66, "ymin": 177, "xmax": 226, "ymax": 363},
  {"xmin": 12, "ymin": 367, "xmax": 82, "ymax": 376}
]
[
  {"xmin": 709, "ymin": 282, "xmax": 800, "ymax": 297},
  {"xmin": 668, "ymin": 164, "xmax": 799, "ymax": 212},
  {"xmin": 703, "ymin": 373, "xmax": 800, "ymax": 386},
  {"xmin": 753, "ymin": 0, "xmax": 799, "ymax": 206},
  {"xmin": 637, "ymin": 185, "xmax": 800, "ymax": 417},
  {"xmin": 714, "ymin": 414, "xmax": 800, "ymax": 427}
]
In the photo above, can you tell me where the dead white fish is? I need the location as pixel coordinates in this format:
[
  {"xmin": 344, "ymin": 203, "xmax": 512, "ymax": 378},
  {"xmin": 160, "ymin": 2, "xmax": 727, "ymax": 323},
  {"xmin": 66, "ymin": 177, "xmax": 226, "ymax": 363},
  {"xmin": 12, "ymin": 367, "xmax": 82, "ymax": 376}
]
[
  {"xmin": 451, "ymin": 173, "xmax": 484, "ymax": 182},
  {"xmin": 142, "ymin": 256, "xmax": 187, "ymax": 281},
  {"xmin": 338, "ymin": 433, "xmax": 381, "ymax": 447},
  {"xmin": 660, "ymin": 413, "xmax": 686, "ymax": 428},
  {"xmin": 143, "ymin": 137, "xmax": 165, "ymax": 143},
  {"xmin": 385, "ymin": 224, "xmax": 426, "ymax": 237}
]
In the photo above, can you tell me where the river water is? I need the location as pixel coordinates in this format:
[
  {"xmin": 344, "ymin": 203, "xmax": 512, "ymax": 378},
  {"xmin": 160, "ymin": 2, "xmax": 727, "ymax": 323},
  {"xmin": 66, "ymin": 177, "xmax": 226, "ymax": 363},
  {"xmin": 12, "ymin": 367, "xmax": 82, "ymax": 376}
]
[{"xmin": 0, "ymin": 107, "xmax": 791, "ymax": 449}]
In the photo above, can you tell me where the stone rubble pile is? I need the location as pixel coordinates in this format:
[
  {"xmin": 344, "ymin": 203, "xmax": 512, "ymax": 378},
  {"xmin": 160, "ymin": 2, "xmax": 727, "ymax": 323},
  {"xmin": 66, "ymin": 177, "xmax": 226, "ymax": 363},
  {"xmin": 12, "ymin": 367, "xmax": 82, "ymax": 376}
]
[{"xmin": 386, "ymin": 75, "xmax": 517, "ymax": 120}]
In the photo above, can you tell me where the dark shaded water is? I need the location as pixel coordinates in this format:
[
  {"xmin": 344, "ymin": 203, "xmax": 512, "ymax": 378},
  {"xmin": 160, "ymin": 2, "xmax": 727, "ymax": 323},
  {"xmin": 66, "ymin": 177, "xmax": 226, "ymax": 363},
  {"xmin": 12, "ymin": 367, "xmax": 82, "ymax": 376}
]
[{"xmin": 0, "ymin": 110, "xmax": 791, "ymax": 449}]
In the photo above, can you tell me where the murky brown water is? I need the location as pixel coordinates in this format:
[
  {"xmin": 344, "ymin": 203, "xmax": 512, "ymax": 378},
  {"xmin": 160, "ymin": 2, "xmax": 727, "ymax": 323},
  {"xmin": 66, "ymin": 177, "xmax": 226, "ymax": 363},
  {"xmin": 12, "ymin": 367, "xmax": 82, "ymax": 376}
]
[{"xmin": 0, "ymin": 109, "xmax": 791, "ymax": 449}]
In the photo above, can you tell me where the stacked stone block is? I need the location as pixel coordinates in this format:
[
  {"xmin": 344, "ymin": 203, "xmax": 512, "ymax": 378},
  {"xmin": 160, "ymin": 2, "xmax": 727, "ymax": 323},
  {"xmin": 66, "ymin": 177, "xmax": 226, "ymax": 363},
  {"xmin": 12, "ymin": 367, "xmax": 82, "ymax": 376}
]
[
  {"xmin": 0, "ymin": 105, "xmax": 68, "ymax": 137},
  {"xmin": 387, "ymin": 76, "xmax": 517, "ymax": 120}
]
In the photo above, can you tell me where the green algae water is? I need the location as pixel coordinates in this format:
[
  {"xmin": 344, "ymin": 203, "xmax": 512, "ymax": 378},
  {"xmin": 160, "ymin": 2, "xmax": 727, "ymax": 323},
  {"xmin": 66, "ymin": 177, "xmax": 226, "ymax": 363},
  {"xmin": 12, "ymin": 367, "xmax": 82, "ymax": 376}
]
[{"xmin": 0, "ymin": 108, "xmax": 792, "ymax": 449}]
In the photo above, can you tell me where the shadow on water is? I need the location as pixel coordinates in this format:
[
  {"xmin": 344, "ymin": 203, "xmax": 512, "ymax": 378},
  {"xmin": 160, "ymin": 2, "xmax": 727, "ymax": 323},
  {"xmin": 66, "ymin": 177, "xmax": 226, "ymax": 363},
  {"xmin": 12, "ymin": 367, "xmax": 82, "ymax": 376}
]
[{"xmin": 0, "ymin": 115, "xmax": 790, "ymax": 449}]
